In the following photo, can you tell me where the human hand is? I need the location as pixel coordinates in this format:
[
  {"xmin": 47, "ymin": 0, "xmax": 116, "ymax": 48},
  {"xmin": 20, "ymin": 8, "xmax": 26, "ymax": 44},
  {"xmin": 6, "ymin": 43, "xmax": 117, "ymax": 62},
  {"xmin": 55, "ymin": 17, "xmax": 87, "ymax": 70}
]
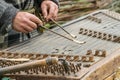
[
  {"xmin": 41, "ymin": 0, "xmax": 58, "ymax": 21},
  {"xmin": 12, "ymin": 12, "xmax": 43, "ymax": 33}
]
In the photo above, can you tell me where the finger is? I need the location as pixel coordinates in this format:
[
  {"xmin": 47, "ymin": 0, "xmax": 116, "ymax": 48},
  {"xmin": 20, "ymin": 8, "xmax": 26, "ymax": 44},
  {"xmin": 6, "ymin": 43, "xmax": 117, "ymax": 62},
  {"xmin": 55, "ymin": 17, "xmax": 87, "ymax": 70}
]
[
  {"xmin": 14, "ymin": 25, "xmax": 28, "ymax": 33},
  {"xmin": 29, "ymin": 14, "xmax": 43, "ymax": 26},
  {"xmin": 41, "ymin": 4, "xmax": 48, "ymax": 19},
  {"xmin": 47, "ymin": 5, "xmax": 55, "ymax": 20},
  {"xmin": 26, "ymin": 19, "xmax": 37, "ymax": 29},
  {"xmin": 20, "ymin": 29, "xmax": 28, "ymax": 33},
  {"xmin": 54, "ymin": 7, "xmax": 58, "ymax": 19},
  {"xmin": 22, "ymin": 24, "xmax": 34, "ymax": 32}
]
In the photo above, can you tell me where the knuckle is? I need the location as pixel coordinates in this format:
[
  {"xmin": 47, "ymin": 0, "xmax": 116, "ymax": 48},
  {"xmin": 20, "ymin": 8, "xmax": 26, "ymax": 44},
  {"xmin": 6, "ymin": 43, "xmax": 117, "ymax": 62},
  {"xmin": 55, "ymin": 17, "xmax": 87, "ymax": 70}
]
[
  {"xmin": 22, "ymin": 17, "xmax": 28, "ymax": 23},
  {"xmin": 24, "ymin": 12, "xmax": 30, "ymax": 16}
]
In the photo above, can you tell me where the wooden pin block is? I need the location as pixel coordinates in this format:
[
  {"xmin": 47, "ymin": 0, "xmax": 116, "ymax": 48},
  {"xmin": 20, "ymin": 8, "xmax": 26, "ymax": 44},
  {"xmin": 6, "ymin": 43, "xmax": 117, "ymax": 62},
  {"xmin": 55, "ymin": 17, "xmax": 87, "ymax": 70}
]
[
  {"xmin": 83, "ymin": 64, "xmax": 91, "ymax": 67},
  {"xmin": 97, "ymin": 32, "xmax": 102, "ymax": 38},
  {"xmin": 66, "ymin": 55, "xmax": 72, "ymax": 61},
  {"xmin": 81, "ymin": 56, "xmax": 87, "ymax": 62},
  {"xmin": 94, "ymin": 50, "xmax": 100, "ymax": 56},
  {"xmin": 94, "ymin": 50, "xmax": 107, "ymax": 57},
  {"xmin": 86, "ymin": 50, "xmax": 92, "ymax": 55},
  {"xmin": 89, "ymin": 56, "xmax": 95, "ymax": 62},
  {"xmin": 102, "ymin": 33, "xmax": 107, "ymax": 40},
  {"xmin": 101, "ymin": 50, "xmax": 107, "ymax": 57},
  {"xmin": 88, "ymin": 30, "xmax": 93, "ymax": 36},
  {"xmin": 73, "ymin": 56, "xmax": 79, "ymax": 61}
]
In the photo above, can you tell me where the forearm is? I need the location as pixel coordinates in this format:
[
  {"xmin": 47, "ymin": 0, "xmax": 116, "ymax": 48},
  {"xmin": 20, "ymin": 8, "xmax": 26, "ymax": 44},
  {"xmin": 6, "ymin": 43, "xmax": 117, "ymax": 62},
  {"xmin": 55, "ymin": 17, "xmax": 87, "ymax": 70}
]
[{"xmin": 0, "ymin": 1, "xmax": 19, "ymax": 35}]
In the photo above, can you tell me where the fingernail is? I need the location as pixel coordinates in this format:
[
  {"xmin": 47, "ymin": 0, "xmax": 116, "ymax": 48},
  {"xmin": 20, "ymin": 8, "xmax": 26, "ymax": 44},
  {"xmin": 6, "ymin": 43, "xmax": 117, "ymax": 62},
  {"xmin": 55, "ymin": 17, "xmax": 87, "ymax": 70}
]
[
  {"xmin": 44, "ymin": 16, "xmax": 47, "ymax": 19},
  {"xmin": 38, "ymin": 23, "xmax": 43, "ymax": 26}
]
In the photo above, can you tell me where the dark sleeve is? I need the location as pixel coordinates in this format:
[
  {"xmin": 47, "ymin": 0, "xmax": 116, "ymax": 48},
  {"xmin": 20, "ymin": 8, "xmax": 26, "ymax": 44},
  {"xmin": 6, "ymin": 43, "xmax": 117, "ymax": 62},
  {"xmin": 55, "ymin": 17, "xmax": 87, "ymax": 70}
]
[
  {"xmin": 0, "ymin": 1, "xmax": 19, "ymax": 35},
  {"xmin": 36, "ymin": 0, "xmax": 59, "ymax": 8},
  {"xmin": 51, "ymin": 0, "xmax": 59, "ymax": 6},
  {"xmin": 34, "ymin": 0, "xmax": 59, "ymax": 13}
]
